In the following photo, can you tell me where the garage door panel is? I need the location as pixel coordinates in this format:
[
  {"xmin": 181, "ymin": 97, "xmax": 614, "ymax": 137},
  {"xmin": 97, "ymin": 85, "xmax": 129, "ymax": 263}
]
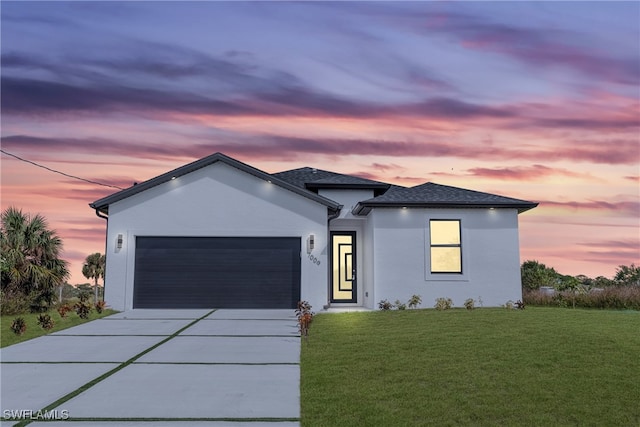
[{"xmin": 133, "ymin": 237, "xmax": 301, "ymax": 309}]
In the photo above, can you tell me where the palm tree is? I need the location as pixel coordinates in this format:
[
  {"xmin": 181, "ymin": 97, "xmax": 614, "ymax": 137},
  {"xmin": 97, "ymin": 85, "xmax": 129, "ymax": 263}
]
[
  {"xmin": 0, "ymin": 207, "xmax": 69, "ymax": 311},
  {"xmin": 82, "ymin": 252, "xmax": 105, "ymax": 303}
]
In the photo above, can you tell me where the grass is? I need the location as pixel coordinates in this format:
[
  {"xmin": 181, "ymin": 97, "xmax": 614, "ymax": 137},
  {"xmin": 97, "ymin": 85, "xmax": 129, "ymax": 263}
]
[
  {"xmin": 301, "ymin": 307, "xmax": 640, "ymax": 426},
  {"xmin": 1, "ymin": 308, "xmax": 117, "ymax": 348}
]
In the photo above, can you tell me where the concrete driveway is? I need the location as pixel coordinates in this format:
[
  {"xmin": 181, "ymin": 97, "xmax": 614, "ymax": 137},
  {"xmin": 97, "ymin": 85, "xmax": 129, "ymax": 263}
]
[{"xmin": 0, "ymin": 309, "xmax": 300, "ymax": 426}]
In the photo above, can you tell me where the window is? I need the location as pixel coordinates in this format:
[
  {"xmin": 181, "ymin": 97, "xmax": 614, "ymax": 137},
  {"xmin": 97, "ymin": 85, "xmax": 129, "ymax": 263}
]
[{"xmin": 429, "ymin": 220, "xmax": 462, "ymax": 273}]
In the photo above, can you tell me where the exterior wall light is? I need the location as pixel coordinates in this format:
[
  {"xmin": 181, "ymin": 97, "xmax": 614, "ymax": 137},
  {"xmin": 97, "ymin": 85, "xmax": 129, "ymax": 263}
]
[
  {"xmin": 117, "ymin": 234, "xmax": 123, "ymax": 249},
  {"xmin": 307, "ymin": 234, "xmax": 315, "ymax": 253}
]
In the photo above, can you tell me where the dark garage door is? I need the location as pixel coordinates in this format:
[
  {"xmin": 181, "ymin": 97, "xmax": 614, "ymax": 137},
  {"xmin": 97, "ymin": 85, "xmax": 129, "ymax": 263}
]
[{"xmin": 133, "ymin": 237, "xmax": 301, "ymax": 309}]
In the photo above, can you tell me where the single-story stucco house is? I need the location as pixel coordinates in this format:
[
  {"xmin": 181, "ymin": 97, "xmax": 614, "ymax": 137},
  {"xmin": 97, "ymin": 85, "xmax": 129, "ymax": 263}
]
[{"xmin": 90, "ymin": 152, "xmax": 537, "ymax": 311}]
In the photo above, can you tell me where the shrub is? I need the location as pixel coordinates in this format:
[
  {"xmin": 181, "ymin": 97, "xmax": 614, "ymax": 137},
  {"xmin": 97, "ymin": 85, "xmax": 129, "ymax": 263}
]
[
  {"xmin": 524, "ymin": 287, "xmax": 640, "ymax": 310},
  {"xmin": 515, "ymin": 300, "xmax": 525, "ymax": 310},
  {"xmin": 74, "ymin": 300, "xmax": 92, "ymax": 319},
  {"xmin": 296, "ymin": 301, "xmax": 313, "ymax": 337},
  {"xmin": 57, "ymin": 304, "xmax": 72, "ymax": 318},
  {"xmin": 95, "ymin": 300, "xmax": 106, "ymax": 314},
  {"xmin": 78, "ymin": 291, "xmax": 91, "ymax": 303},
  {"xmin": 504, "ymin": 300, "xmax": 515, "ymax": 310},
  {"xmin": 394, "ymin": 300, "xmax": 407, "ymax": 310},
  {"xmin": 407, "ymin": 295, "xmax": 422, "ymax": 309},
  {"xmin": 0, "ymin": 289, "xmax": 34, "ymax": 316},
  {"xmin": 378, "ymin": 299, "xmax": 393, "ymax": 311},
  {"xmin": 37, "ymin": 313, "xmax": 55, "ymax": 330},
  {"xmin": 10, "ymin": 317, "xmax": 27, "ymax": 335},
  {"xmin": 434, "ymin": 297, "xmax": 453, "ymax": 311},
  {"xmin": 464, "ymin": 298, "xmax": 475, "ymax": 310}
]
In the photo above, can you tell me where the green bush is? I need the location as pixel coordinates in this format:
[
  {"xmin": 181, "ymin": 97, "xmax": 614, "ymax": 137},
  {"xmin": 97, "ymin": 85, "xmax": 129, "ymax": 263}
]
[
  {"xmin": 524, "ymin": 287, "xmax": 640, "ymax": 310},
  {"xmin": 408, "ymin": 294, "xmax": 422, "ymax": 309},
  {"xmin": 434, "ymin": 297, "xmax": 453, "ymax": 311},
  {"xmin": 394, "ymin": 300, "xmax": 407, "ymax": 310},
  {"xmin": 0, "ymin": 290, "xmax": 34, "ymax": 315},
  {"xmin": 464, "ymin": 298, "xmax": 475, "ymax": 310}
]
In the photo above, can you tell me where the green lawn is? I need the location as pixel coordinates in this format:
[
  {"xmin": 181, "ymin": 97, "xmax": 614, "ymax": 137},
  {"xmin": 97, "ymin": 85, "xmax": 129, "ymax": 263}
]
[
  {"xmin": 301, "ymin": 307, "xmax": 640, "ymax": 426},
  {"xmin": 1, "ymin": 308, "xmax": 117, "ymax": 348}
]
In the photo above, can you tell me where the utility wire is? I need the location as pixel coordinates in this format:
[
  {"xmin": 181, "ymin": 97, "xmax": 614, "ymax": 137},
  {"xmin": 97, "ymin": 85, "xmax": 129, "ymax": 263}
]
[{"xmin": 1, "ymin": 149, "xmax": 125, "ymax": 190}]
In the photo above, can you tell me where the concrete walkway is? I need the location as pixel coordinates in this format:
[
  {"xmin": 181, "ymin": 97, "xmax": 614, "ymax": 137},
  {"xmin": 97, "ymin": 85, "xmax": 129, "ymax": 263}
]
[{"xmin": 0, "ymin": 309, "xmax": 300, "ymax": 426}]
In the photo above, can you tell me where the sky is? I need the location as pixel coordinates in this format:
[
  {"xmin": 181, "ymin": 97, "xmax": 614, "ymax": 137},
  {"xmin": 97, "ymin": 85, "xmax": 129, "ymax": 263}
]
[{"xmin": 1, "ymin": 1, "xmax": 638, "ymax": 285}]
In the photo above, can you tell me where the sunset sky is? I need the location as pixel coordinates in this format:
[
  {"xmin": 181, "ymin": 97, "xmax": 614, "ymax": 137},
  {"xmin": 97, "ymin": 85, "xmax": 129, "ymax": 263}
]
[{"xmin": 1, "ymin": 1, "xmax": 638, "ymax": 285}]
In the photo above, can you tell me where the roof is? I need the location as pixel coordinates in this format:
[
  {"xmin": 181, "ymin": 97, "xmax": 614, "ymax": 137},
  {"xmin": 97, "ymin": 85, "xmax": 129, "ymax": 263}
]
[
  {"xmin": 90, "ymin": 153, "xmax": 341, "ymax": 215},
  {"xmin": 90, "ymin": 152, "xmax": 537, "ymax": 216},
  {"xmin": 352, "ymin": 182, "xmax": 538, "ymax": 215},
  {"xmin": 273, "ymin": 167, "xmax": 390, "ymax": 192}
]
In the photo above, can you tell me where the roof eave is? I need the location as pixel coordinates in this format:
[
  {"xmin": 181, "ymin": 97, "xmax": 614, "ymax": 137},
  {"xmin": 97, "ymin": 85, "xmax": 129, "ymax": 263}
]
[
  {"xmin": 89, "ymin": 152, "xmax": 341, "ymax": 214},
  {"xmin": 352, "ymin": 201, "xmax": 539, "ymax": 216},
  {"xmin": 305, "ymin": 182, "xmax": 390, "ymax": 191}
]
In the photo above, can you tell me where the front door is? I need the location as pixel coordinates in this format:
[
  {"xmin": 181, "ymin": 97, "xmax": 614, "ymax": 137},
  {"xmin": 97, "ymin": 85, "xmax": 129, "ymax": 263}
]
[{"xmin": 331, "ymin": 231, "xmax": 357, "ymax": 303}]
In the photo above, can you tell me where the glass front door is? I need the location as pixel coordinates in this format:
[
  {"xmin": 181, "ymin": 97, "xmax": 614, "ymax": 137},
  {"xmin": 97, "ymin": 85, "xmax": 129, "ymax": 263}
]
[{"xmin": 331, "ymin": 231, "xmax": 357, "ymax": 303}]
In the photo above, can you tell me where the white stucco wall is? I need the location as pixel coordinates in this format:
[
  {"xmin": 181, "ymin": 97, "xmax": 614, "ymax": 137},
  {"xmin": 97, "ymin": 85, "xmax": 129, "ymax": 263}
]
[
  {"xmin": 321, "ymin": 189, "xmax": 373, "ymax": 307},
  {"xmin": 368, "ymin": 208, "xmax": 523, "ymax": 308},
  {"xmin": 318, "ymin": 189, "xmax": 373, "ymax": 219},
  {"xmin": 103, "ymin": 162, "xmax": 330, "ymax": 311}
]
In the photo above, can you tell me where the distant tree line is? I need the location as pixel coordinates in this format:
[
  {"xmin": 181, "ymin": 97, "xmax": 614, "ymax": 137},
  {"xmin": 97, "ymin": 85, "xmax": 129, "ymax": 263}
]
[{"xmin": 521, "ymin": 260, "xmax": 640, "ymax": 291}]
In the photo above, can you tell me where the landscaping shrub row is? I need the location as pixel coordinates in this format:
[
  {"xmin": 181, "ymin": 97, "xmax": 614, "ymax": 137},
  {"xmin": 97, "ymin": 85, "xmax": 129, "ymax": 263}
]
[{"xmin": 524, "ymin": 286, "xmax": 640, "ymax": 310}]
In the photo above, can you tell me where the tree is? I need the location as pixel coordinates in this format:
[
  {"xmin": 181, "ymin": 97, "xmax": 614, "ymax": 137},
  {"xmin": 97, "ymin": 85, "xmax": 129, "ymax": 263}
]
[
  {"xmin": 0, "ymin": 207, "xmax": 69, "ymax": 312},
  {"xmin": 575, "ymin": 275, "xmax": 593, "ymax": 287},
  {"xmin": 82, "ymin": 253, "xmax": 105, "ymax": 302},
  {"xmin": 521, "ymin": 260, "xmax": 559, "ymax": 291},
  {"xmin": 557, "ymin": 274, "xmax": 581, "ymax": 291},
  {"xmin": 614, "ymin": 264, "xmax": 640, "ymax": 287},
  {"xmin": 593, "ymin": 276, "xmax": 613, "ymax": 288}
]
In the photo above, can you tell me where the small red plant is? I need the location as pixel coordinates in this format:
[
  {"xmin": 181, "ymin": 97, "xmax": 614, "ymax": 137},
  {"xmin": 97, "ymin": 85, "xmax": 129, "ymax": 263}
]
[
  {"xmin": 37, "ymin": 314, "xmax": 55, "ymax": 330},
  {"xmin": 10, "ymin": 317, "xmax": 27, "ymax": 335},
  {"xmin": 295, "ymin": 301, "xmax": 313, "ymax": 338},
  {"xmin": 95, "ymin": 300, "xmax": 106, "ymax": 314},
  {"xmin": 57, "ymin": 304, "xmax": 71, "ymax": 318}
]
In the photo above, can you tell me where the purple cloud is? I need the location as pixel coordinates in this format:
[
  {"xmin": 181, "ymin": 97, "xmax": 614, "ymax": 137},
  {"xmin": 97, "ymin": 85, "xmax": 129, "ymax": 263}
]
[
  {"xmin": 3, "ymin": 133, "xmax": 639, "ymax": 166},
  {"xmin": 415, "ymin": 11, "xmax": 639, "ymax": 86}
]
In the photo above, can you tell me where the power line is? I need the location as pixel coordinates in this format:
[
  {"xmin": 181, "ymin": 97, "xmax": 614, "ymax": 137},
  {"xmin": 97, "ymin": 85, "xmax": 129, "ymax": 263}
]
[{"xmin": 1, "ymin": 149, "xmax": 125, "ymax": 190}]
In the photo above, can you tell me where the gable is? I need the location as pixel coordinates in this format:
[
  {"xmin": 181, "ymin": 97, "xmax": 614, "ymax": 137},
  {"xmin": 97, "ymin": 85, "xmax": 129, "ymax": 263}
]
[
  {"xmin": 108, "ymin": 161, "xmax": 331, "ymax": 230},
  {"xmin": 90, "ymin": 152, "xmax": 340, "ymax": 215}
]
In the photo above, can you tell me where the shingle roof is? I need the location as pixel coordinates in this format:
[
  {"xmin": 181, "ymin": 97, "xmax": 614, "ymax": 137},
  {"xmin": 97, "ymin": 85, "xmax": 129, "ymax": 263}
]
[
  {"xmin": 89, "ymin": 153, "xmax": 537, "ymax": 217},
  {"xmin": 352, "ymin": 182, "xmax": 538, "ymax": 214},
  {"xmin": 273, "ymin": 167, "xmax": 389, "ymax": 191},
  {"xmin": 90, "ymin": 153, "xmax": 341, "ymax": 215}
]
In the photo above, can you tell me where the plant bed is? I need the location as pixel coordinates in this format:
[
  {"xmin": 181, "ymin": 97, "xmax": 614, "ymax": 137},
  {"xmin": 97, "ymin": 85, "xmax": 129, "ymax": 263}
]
[{"xmin": 1, "ymin": 308, "xmax": 117, "ymax": 348}]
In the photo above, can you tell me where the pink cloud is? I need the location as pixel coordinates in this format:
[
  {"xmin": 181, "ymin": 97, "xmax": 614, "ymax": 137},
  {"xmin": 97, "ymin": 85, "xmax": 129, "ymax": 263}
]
[
  {"xmin": 465, "ymin": 165, "xmax": 598, "ymax": 181},
  {"xmin": 537, "ymin": 200, "xmax": 639, "ymax": 217}
]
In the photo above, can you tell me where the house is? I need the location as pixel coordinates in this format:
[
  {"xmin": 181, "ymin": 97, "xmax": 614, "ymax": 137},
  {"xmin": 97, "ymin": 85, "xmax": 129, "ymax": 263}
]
[{"xmin": 90, "ymin": 152, "xmax": 537, "ymax": 311}]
